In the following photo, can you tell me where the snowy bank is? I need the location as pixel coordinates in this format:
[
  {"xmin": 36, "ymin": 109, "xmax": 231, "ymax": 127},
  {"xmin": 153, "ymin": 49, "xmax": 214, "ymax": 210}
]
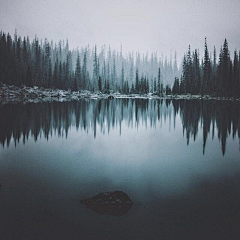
[{"xmin": 0, "ymin": 83, "xmax": 239, "ymax": 104}]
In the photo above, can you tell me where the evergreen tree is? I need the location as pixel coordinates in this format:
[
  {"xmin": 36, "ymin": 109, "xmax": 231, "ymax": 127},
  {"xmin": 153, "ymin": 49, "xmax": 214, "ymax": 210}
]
[
  {"xmin": 135, "ymin": 68, "xmax": 139, "ymax": 93},
  {"xmin": 157, "ymin": 67, "xmax": 161, "ymax": 94},
  {"xmin": 98, "ymin": 76, "xmax": 102, "ymax": 92},
  {"xmin": 166, "ymin": 85, "xmax": 172, "ymax": 95},
  {"xmin": 218, "ymin": 39, "xmax": 231, "ymax": 96},
  {"xmin": 153, "ymin": 78, "xmax": 157, "ymax": 92},
  {"xmin": 93, "ymin": 45, "xmax": 98, "ymax": 91},
  {"xmin": 107, "ymin": 61, "xmax": 110, "ymax": 91},
  {"xmin": 185, "ymin": 45, "xmax": 193, "ymax": 94},
  {"xmin": 233, "ymin": 51, "xmax": 239, "ymax": 97},
  {"xmin": 75, "ymin": 54, "xmax": 81, "ymax": 90},
  {"xmin": 65, "ymin": 54, "xmax": 70, "ymax": 89},
  {"xmin": 52, "ymin": 58, "xmax": 58, "ymax": 89},
  {"xmin": 172, "ymin": 77, "xmax": 180, "ymax": 95},
  {"xmin": 179, "ymin": 76, "xmax": 185, "ymax": 94},
  {"xmin": 192, "ymin": 49, "xmax": 201, "ymax": 94},
  {"xmin": 181, "ymin": 56, "xmax": 187, "ymax": 94},
  {"xmin": 72, "ymin": 75, "xmax": 78, "ymax": 91},
  {"xmin": 121, "ymin": 63, "xmax": 124, "ymax": 92},
  {"xmin": 82, "ymin": 49, "xmax": 87, "ymax": 90},
  {"xmin": 112, "ymin": 57, "xmax": 117, "ymax": 91},
  {"xmin": 44, "ymin": 39, "xmax": 52, "ymax": 88},
  {"xmin": 202, "ymin": 37, "xmax": 211, "ymax": 96}
]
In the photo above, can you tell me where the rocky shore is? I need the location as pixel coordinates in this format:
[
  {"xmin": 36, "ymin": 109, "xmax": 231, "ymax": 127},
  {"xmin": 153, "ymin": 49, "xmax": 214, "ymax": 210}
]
[
  {"xmin": 0, "ymin": 83, "xmax": 114, "ymax": 103},
  {"xmin": 0, "ymin": 83, "xmax": 239, "ymax": 104}
]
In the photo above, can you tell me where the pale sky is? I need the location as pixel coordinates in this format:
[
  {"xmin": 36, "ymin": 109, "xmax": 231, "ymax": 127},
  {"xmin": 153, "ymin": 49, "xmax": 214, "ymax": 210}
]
[{"xmin": 1, "ymin": 0, "xmax": 240, "ymax": 61}]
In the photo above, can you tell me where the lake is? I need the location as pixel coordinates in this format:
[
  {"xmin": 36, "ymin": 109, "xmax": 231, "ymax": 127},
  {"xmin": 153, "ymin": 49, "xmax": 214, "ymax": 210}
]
[{"xmin": 0, "ymin": 99, "xmax": 240, "ymax": 239}]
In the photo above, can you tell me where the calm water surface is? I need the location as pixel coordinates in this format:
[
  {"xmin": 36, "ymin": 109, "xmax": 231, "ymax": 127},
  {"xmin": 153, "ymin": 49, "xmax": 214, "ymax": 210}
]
[{"xmin": 0, "ymin": 99, "xmax": 240, "ymax": 240}]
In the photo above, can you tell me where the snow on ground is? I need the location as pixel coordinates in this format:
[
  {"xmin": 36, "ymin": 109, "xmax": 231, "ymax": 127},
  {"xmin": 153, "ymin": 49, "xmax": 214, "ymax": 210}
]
[{"xmin": 0, "ymin": 83, "xmax": 239, "ymax": 104}]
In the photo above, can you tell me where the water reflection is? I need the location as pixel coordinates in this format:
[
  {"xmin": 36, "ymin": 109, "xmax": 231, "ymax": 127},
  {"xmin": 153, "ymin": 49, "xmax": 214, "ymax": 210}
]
[{"xmin": 0, "ymin": 99, "xmax": 240, "ymax": 155}]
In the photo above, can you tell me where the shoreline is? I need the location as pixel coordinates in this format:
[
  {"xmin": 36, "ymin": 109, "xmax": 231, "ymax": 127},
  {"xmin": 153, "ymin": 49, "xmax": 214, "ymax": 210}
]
[{"xmin": 1, "ymin": 84, "xmax": 240, "ymax": 104}]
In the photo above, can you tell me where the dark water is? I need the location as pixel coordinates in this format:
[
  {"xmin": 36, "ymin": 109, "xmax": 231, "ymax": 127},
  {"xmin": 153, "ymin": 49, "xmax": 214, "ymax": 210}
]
[{"xmin": 0, "ymin": 99, "xmax": 240, "ymax": 240}]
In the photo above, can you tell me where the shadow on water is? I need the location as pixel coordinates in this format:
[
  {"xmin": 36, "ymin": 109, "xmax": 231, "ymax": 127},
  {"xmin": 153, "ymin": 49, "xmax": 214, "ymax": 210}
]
[{"xmin": 0, "ymin": 99, "xmax": 240, "ymax": 155}]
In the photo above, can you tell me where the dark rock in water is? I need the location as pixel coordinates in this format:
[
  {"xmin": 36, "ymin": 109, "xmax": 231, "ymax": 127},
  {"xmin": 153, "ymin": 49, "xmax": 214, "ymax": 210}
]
[
  {"xmin": 108, "ymin": 95, "xmax": 114, "ymax": 100},
  {"xmin": 80, "ymin": 191, "xmax": 133, "ymax": 216},
  {"xmin": 26, "ymin": 92, "xmax": 38, "ymax": 99}
]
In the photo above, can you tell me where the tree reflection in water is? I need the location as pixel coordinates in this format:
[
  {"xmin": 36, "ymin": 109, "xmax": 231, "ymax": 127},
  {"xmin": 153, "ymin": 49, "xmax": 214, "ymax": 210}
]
[{"xmin": 0, "ymin": 99, "xmax": 239, "ymax": 155}]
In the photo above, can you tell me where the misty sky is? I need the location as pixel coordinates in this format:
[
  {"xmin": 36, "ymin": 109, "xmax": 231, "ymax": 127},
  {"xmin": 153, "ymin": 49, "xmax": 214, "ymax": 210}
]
[{"xmin": 1, "ymin": 0, "xmax": 240, "ymax": 62}]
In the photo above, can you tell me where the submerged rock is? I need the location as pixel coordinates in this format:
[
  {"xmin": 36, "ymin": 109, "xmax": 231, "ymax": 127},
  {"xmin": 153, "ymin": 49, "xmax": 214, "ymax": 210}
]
[
  {"xmin": 108, "ymin": 95, "xmax": 114, "ymax": 100},
  {"xmin": 80, "ymin": 191, "xmax": 133, "ymax": 216}
]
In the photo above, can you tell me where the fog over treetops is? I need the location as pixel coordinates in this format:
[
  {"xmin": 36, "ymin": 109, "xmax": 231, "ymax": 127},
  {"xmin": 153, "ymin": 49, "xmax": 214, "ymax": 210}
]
[{"xmin": 1, "ymin": 0, "xmax": 240, "ymax": 63}]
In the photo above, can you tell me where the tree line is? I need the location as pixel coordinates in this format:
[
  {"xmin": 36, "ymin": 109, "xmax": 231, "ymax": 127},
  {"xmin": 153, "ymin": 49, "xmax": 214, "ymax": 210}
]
[
  {"xmin": 0, "ymin": 30, "xmax": 180, "ymax": 94},
  {"xmin": 172, "ymin": 38, "xmax": 240, "ymax": 97},
  {"xmin": 1, "ymin": 99, "xmax": 239, "ymax": 155},
  {"xmin": 0, "ymin": 30, "xmax": 239, "ymax": 97}
]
